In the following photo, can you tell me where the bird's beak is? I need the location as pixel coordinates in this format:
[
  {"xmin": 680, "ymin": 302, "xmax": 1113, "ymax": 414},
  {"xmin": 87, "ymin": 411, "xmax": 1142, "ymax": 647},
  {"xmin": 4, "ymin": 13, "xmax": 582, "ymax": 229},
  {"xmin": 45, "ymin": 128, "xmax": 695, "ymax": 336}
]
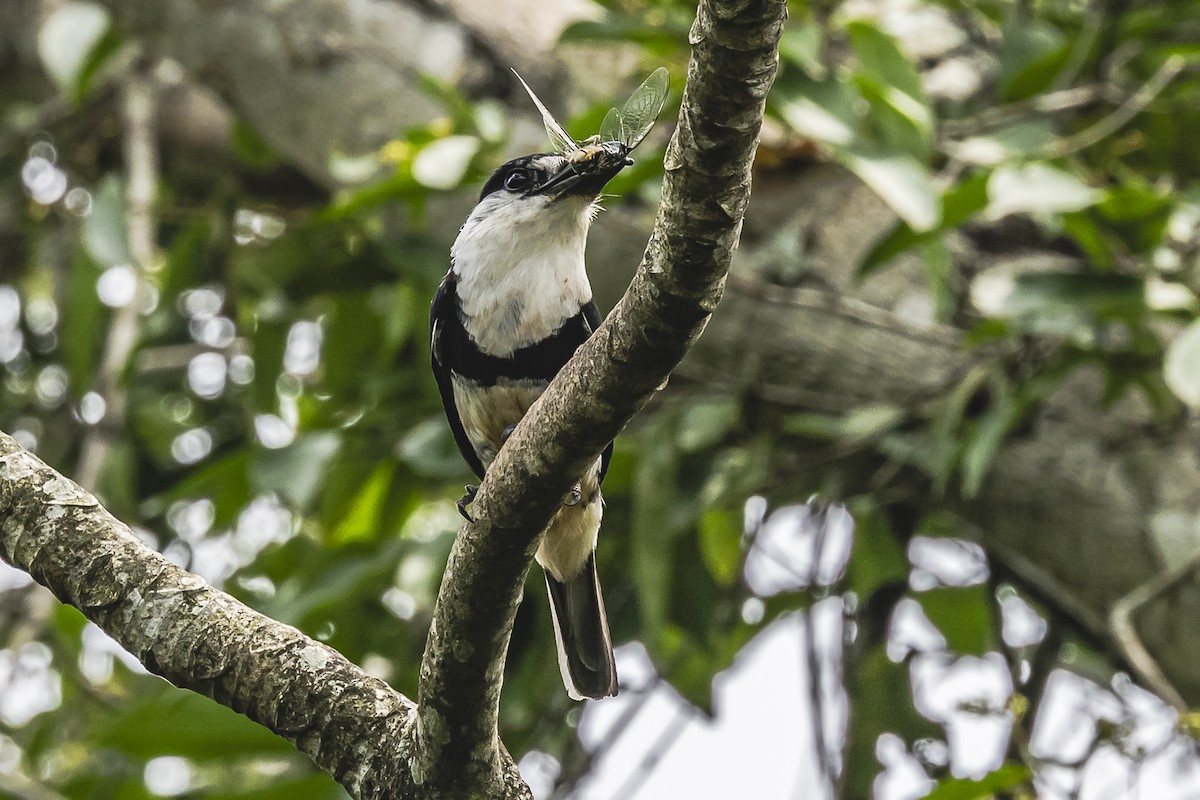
[{"xmin": 534, "ymin": 156, "xmax": 629, "ymax": 200}]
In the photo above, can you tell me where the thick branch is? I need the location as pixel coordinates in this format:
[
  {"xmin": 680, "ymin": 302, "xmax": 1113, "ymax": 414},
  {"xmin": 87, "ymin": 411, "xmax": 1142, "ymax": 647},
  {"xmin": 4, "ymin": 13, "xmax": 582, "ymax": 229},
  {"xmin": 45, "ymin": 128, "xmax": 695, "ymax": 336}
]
[
  {"xmin": 413, "ymin": 0, "xmax": 786, "ymax": 792},
  {"xmin": 681, "ymin": 275, "xmax": 1200, "ymax": 703},
  {"xmin": 0, "ymin": 432, "xmax": 531, "ymax": 800}
]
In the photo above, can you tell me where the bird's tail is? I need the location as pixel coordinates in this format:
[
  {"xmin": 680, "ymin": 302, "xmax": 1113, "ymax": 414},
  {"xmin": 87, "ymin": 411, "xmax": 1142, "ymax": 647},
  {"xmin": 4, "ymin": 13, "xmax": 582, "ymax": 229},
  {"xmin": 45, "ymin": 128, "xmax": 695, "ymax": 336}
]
[{"xmin": 545, "ymin": 554, "xmax": 618, "ymax": 700}]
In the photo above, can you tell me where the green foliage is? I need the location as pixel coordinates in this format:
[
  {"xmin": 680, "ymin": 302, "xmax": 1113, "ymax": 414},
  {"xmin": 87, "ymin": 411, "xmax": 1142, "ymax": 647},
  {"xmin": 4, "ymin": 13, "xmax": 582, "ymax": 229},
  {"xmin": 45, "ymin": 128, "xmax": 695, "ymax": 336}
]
[
  {"xmin": 916, "ymin": 585, "xmax": 994, "ymax": 656},
  {"xmin": 917, "ymin": 763, "xmax": 1031, "ymax": 800},
  {"xmin": 4, "ymin": 0, "xmax": 1200, "ymax": 797}
]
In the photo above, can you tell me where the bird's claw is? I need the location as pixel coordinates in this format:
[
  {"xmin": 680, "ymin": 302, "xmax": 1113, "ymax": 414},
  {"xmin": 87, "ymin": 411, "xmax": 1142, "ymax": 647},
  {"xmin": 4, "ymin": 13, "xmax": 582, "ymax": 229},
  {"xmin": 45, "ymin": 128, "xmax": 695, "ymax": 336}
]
[
  {"xmin": 564, "ymin": 482, "xmax": 582, "ymax": 506},
  {"xmin": 457, "ymin": 484, "xmax": 478, "ymax": 522}
]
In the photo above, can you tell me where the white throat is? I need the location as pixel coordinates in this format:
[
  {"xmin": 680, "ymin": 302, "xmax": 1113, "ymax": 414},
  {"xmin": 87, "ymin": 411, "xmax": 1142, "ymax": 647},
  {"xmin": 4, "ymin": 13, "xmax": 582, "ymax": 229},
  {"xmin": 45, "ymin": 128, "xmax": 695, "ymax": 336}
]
[{"xmin": 452, "ymin": 193, "xmax": 596, "ymax": 356}]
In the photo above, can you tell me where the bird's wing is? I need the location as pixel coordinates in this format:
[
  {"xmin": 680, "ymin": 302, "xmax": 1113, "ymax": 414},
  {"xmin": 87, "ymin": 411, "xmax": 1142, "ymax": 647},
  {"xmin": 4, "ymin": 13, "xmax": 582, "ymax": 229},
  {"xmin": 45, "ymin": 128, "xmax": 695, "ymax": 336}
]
[
  {"xmin": 579, "ymin": 299, "xmax": 614, "ymax": 484},
  {"xmin": 430, "ymin": 273, "xmax": 487, "ymax": 479}
]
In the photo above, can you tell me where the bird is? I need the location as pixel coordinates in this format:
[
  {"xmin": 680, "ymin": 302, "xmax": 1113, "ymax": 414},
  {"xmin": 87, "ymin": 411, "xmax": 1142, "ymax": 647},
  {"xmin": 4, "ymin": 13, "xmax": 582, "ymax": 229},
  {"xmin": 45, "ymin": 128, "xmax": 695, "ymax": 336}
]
[{"xmin": 429, "ymin": 149, "xmax": 628, "ymax": 700}]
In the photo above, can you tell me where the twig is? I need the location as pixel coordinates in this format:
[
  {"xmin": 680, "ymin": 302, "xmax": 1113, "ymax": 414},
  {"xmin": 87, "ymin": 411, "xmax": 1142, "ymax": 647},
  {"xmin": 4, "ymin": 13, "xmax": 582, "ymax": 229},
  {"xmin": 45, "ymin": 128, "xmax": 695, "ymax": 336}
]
[
  {"xmin": 604, "ymin": 702, "xmax": 692, "ymax": 800},
  {"xmin": 554, "ymin": 681, "xmax": 660, "ymax": 798},
  {"xmin": 75, "ymin": 68, "xmax": 159, "ymax": 492},
  {"xmin": 804, "ymin": 507, "xmax": 836, "ymax": 795},
  {"xmin": 1043, "ymin": 56, "xmax": 1185, "ymax": 159},
  {"xmin": 939, "ymin": 84, "xmax": 1110, "ymax": 139},
  {"xmin": 1108, "ymin": 549, "xmax": 1200, "ymax": 712},
  {"xmin": 0, "ymin": 773, "xmax": 69, "ymax": 800}
]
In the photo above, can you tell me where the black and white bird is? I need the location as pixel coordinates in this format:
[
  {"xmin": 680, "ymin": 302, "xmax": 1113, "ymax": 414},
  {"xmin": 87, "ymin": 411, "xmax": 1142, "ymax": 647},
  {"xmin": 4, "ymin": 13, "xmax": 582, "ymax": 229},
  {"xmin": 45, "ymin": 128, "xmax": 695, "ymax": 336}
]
[{"xmin": 429, "ymin": 151, "xmax": 628, "ymax": 700}]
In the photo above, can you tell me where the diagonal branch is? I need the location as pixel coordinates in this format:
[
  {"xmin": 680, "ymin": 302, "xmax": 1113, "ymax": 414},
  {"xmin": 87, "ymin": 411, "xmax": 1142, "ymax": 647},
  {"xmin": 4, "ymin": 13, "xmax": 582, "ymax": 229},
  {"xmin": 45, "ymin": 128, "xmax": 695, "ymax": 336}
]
[
  {"xmin": 0, "ymin": 432, "xmax": 445, "ymax": 798},
  {"xmin": 413, "ymin": 0, "xmax": 786, "ymax": 792}
]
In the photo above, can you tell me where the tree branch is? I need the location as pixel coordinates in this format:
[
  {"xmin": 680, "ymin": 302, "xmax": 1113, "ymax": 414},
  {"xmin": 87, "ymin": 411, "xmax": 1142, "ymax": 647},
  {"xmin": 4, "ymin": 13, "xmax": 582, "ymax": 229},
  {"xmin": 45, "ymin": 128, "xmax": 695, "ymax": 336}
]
[
  {"xmin": 680, "ymin": 273, "xmax": 1200, "ymax": 703},
  {"xmin": 413, "ymin": 0, "xmax": 786, "ymax": 792},
  {"xmin": 0, "ymin": 431, "xmax": 449, "ymax": 799}
]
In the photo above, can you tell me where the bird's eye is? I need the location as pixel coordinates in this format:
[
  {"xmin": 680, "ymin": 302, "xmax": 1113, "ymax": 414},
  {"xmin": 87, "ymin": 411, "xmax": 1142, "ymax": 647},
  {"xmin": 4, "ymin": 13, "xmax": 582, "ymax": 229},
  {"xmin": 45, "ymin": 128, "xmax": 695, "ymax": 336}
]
[{"xmin": 503, "ymin": 169, "xmax": 531, "ymax": 192}]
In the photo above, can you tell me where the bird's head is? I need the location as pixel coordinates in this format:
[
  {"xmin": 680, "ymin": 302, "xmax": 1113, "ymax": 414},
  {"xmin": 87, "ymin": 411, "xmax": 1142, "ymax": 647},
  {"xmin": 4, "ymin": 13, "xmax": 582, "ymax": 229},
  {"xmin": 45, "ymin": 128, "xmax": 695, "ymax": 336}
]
[{"xmin": 454, "ymin": 152, "xmax": 628, "ymax": 254}]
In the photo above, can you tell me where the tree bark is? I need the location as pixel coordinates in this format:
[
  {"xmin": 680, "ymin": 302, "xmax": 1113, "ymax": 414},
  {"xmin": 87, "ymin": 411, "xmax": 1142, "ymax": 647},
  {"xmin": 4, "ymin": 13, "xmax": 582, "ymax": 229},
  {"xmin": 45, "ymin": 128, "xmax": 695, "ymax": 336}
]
[
  {"xmin": 413, "ymin": 0, "xmax": 786, "ymax": 791},
  {"xmin": 0, "ymin": 432, "xmax": 439, "ymax": 799}
]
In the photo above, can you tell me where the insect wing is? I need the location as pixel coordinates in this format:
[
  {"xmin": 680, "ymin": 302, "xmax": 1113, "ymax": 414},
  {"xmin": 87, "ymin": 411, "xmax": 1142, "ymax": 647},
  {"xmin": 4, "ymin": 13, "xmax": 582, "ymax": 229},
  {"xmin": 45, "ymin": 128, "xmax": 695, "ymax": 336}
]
[
  {"xmin": 599, "ymin": 107, "xmax": 623, "ymax": 144},
  {"xmin": 512, "ymin": 69, "xmax": 577, "ymax": 154},
  {"xmin": 616, "ymin": 67, "xmax": 669, "ymax": 149}
]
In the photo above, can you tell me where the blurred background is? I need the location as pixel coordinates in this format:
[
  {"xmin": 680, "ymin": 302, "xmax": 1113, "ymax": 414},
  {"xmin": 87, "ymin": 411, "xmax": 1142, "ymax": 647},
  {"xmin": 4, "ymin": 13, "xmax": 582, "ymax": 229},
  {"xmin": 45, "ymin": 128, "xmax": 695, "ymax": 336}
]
[{"xmin": 3, "ymin": 0, "xmax": 1200, "ymax": 797}]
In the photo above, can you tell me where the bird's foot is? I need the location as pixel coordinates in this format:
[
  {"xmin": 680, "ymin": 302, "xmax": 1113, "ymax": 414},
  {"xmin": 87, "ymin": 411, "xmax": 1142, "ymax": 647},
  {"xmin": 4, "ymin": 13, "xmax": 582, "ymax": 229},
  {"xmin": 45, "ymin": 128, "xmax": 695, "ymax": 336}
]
[
  {"xmin": 501, "ymin": 424, "xmax": 518, "ymax": 442},
  {"xmin": 456, "ymin": 484, "xmax": 478, "ymax": 522},
  {"xmin": 564, "ymin": 482, "xmax": 582, "ymax": 506}
]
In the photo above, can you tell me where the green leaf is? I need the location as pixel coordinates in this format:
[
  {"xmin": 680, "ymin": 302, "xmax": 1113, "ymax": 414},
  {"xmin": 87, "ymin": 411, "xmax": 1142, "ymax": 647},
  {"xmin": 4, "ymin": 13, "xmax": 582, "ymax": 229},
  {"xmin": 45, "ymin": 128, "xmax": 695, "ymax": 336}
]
[
  {"xmin": 848, "ymin": 501, "xmax": 909, "ymax": 603},
  {"xmin": 633, "ymin": 412, "xmax": 681, "ymax": 637},
  {"xmin": 207, "ymin": 775, "xmax": 347, "ymax": 800},
  {"xmin": 837, "ymin": 404, "xmax": 907, "ymax": 444},
  {"xmin": 159, "ymin": 449, "xmax": 251, "ymax": 529},
  {"xmin": 1002, "ymin": 272, "xmax": 1145, "ymax": 332},
  {"xmin": 251, "ymin": 318, "xmax": 288, "ymax": 410},
  {"xmin": 676, "ymin": 398, "xmax": 740, "ymax": 453},
  {"xmin": 96, "ymin": 439, "xmax": 138, "ymax": 518},
  {"xmin": 697, "ymin": 508, "xmax": 742, "ymax": 586},
  {"xmin": 230, "ymin": 121, "xmax": 282, "ymax": 169},
  {"xmin": 847, "ymin": 21, "xmax": 933, "ymax": 158},
  {"xmin": 844, "ymin": 647, "xmax": 941, "ymax": 799},
  {"xmin": 411, "ymin": 135, "xmax": 480, "ymax": 190},
  {"xmin": 160, "ymin": 217, "xmax": 218, "ymax": 306},
  {"xmin": 396, "ymin": 417, "xmax": 471, "ymax": 479},
  {"xmin": 961, "ymin": 378, "xmax": 1017, "ymax": 498},
  {"xmin": 82, "ymin": 176, "xmax": 131, "ymax": 267},
  {"xmin": 997, "ymin": 19, "xmax": 1069, "ymax": 102},
  {"xmin": 775, "ymin": 73, "xmax": 858, "ymax": 146},
  {"xmin": 328, "ymin": 460, "xmax": 396, "ymax": 545},
  {"xmin": 69, "ymin": 25, "xmax": 122, "ymax": 104},
  {"xmin": 61, "ymin": 245, "xmax": 104, "ymax": 394},
  {"xmin": 1093, "ymin": 182, "xmax": 1174, "ymax": 256},
  {"xmin": 778, "ymin": 22, "xmax": 825, "ymax": 79},
  {"xmin": 953, "ymin": 120, "xmax": 1059, "ymax": 167},
  {"xmin": 916, "ymin": 585, "xmax": 993, "ymax": 655},
  {"xmin": 921, "ymin": 236, "xmax": 953, "ymax": 320},
  {"xmin": 1060, "ymin": 212, "xmax": 1116, "ymax": 269},
  {"xmin": 37, "ymin": 2, "xmax": 111, "ymax": 93},
  {"xmin": 843, "ymin": 150, "xmax": 940, "ymax": 232},
  {"xmin": 559, "ymin": 18, "xmax": 685, "ymax": 50},
  {"xmin": 261, "ymin": 536, "xmax": 412, "ymax": 629},
  {"xmin": 923, "ymin": 364, "xmax": 991, "ymax": 494},
  {"xmin": 846, "ymin": 21, "xmax": 926, "ymax": 106},
  {"xmin": 918, "ymin": 762, "xmax": 1030, "ymax": 800},
  {"xmin": 1165, "ymin": 319, "xmax": 1200, "ymax": 410},
  {"xmin": 859, "ymin": 171, "xmax": 990, "ymax": 278},
  {"xmin": 670, "ymin": 530, "xmax": 723, "ymax": 642},
  {"xmin": 854, "ymin": 76, "xmax": 933, "ymax": 159},
  {"xmin": 250, "ymin": 431, "xmax": 342, "ymax": 511},
  {"xmin": 656, "ymin": 626, "xmax": 717, "ymax": 714},
  {"xmin": 97, "ymin": 687, "xmax": 293, "ymax": 759},
  {"xmin": 985, "ymin": 163, "xmax": 1103, "ymax": 219},
  {"xmin": 319, "ymin": 292, "xmax": 385, "ymax": 395}
]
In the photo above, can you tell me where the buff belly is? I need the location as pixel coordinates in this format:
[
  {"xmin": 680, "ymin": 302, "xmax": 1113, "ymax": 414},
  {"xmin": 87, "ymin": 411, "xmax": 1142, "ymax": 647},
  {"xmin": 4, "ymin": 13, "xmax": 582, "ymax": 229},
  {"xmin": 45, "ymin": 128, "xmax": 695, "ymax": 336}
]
[{"xmin": 451, "ymin": 374, "xmax": 603, "ymax": 582}]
